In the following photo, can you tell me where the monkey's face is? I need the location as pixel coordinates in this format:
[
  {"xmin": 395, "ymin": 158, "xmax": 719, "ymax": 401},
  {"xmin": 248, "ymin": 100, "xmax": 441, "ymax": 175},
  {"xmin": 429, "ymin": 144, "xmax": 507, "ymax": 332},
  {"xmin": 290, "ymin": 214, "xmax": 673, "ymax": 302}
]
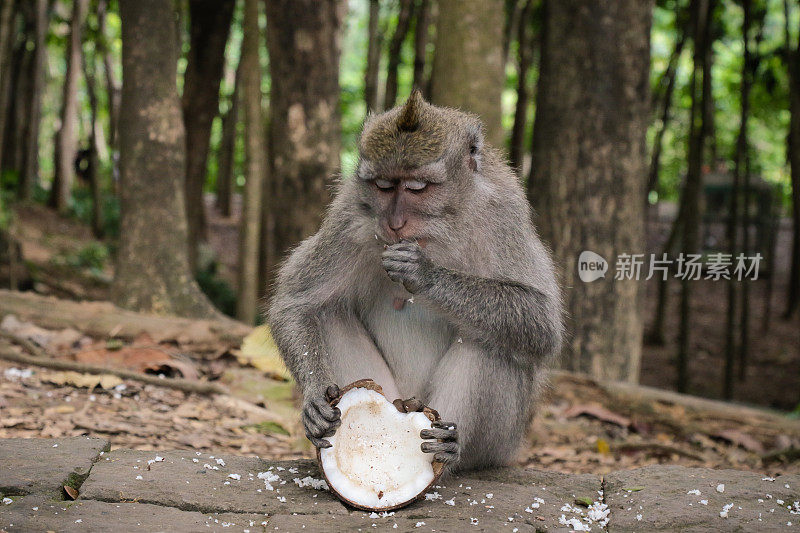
[{"xmin": 354, "ymin": 91, "xmax": 484, "ymax": 246}]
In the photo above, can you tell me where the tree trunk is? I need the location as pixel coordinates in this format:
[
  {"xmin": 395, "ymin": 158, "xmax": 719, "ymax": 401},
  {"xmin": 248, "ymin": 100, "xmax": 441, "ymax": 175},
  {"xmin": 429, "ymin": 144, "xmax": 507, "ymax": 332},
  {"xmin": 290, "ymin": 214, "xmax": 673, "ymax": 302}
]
[
  {"xmin": 97, "ymin": 0, "xmax": 120, "ymax": 152},
  {"xmin": 181, "ymin": 0, "xmax": 235, "ymax": 272},
  {"xmin": 384, "ymin": 0, "xmax": 415, "ymax": 109},
  {"xmin": 19, "ymin": 0, "xmax": 48, "ymax": 201},
  {"xmin": 263, "ymin": 0, "xmax": 344, "ymax": 280},
  {"xmin": 502, "ymin": 0, "xmax": 522, "ymax": 69},
  {"xmin": 430, "ymin": 0, "xmax": 506, "ymax": 148},
  {"xmin": 236, "ymin": 0, "xmax": 266, "ymax": 325},
  {"xmin": 51, "ymin": 0, "xmax": 88, "ymax": 214},
  {"xmin": 677, "ymin": 0, "xmax": 714, "ymax": 393},
  {"xmin": 528, "ymin": 0, "xmax": 652, "ymax": 382},
  {"xmin": 785, "ymin": 0, "xmax": 800, "ymax": 320},
  {"xmin": 412, "ymin": 0, "xmax": 431, "ymax": 96},
  {"xmin": 2, "ymin": 2, "xmax": 34, "ymax": 180},
  {"xmin": 647, "ymin": 22, "xmax": 688, "ymax": 200},
  {"xmin": 82, "ymin": 31, "xmax": 103, "ymax": 239},
  {"xmin": 113, "ymin": 0, "xmax": 218, "ymax": 319},
  {"xmin": 0, "ymin": 0, "xmax": 15, "ymax": 175},
  {"xmin": 364, "ymin": 0, "xmax": 382, "ymax": 111},
  {"xmin": 216, "ymin": 60, "xmax": 241, "ymax": 219},
  {"xmin": 509, "ymin": 0, "xmax": 534, "ymax": 173}
]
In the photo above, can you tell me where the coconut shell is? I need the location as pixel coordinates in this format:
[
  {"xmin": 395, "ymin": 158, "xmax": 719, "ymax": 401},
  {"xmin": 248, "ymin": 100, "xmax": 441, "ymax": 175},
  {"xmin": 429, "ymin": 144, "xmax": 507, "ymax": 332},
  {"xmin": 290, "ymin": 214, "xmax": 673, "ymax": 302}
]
[{"xmin": 316, "ymin": 378, "xmax": 446, "ymax": 511}]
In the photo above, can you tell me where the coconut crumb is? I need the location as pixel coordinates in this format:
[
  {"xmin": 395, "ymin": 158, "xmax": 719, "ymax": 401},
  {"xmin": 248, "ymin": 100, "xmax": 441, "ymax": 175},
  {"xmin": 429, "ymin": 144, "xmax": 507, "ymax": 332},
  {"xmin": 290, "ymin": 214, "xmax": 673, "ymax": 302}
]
[
  {"xmin": 425, "ymin": 492, "xmax": 441, "ymax": 501},
  {"xmin": 293, "ymin": 476, "xmax": 328, "ymax": 491},
  {"xmin": 444, "ymin": 498, "xmax": 455, "ymax": 506},
  {"xmin": 716, "ymin": 484, "xmax": 725, "ymax": 493},
  {"xmin": 720, "ymin": 503, "xmax": 734, "ymax": 518},
  {"xmin": 687, "ymin": 489, "xmax": 701, "ymax": 495},
  {"xmin": 228, "ymin": 474, "xmax": 241, "ymax": 481},
  {"xmin": 257, "ymin": 471, "xmax": 280, "ymax": 491}
]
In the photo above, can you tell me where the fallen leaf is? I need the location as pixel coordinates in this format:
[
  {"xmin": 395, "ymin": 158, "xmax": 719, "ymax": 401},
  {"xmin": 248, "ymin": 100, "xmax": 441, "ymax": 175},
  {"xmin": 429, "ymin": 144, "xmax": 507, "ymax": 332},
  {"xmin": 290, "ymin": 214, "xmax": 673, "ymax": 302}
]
[
  {"xmin": 564, "ymin": 404, "xmax": 631, "ymax": 428},
  {"xmin": 235, "ymin": 325, "xmax": 291, "ymax": 380},
  {"xmin": 63, "ymin": 486, "xmax": 78, "ymax": 500},
  {"xmin": 574, "ymin": 496, "xmax": 593, "ymax": 507},
  {"xmin": 596, "ymin": 438, "xmax": 611, "ymax": 454}
]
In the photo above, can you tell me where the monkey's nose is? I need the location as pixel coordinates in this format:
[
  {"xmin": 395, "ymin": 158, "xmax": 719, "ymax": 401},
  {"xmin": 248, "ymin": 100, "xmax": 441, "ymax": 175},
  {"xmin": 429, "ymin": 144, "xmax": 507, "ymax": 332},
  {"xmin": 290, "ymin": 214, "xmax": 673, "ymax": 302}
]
[{"xmin": 389, "ymin": 217, "xmax": 406, "ymax": 231}]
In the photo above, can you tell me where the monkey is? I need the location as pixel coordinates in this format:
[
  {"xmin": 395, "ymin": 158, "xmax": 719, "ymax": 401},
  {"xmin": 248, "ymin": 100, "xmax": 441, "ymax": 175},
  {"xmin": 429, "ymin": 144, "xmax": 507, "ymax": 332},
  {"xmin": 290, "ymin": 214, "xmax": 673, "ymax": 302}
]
[{"xmin": 267, "ymin": 90, "xmax": 563, "ymax": 472}]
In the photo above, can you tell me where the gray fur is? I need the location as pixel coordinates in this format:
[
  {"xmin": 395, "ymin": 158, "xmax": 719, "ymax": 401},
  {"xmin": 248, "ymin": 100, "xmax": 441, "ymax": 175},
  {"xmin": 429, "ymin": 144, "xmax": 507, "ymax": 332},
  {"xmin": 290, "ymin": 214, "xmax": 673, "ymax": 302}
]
[{"xmin": 267, "ymin": 94, "xmax": 563, "ymax": 472}]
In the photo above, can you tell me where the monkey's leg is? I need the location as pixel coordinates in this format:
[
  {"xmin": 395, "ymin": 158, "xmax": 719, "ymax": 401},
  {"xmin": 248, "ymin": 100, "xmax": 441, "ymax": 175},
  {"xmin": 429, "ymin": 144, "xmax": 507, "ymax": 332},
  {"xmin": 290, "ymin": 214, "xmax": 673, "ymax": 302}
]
[
  {"xmin": 425, "ymin": 341, "xmax": 529, "ymax": 472},
  {"xmin": 323, "ymin": 314, "xmax": 401, "ymax": 401}
]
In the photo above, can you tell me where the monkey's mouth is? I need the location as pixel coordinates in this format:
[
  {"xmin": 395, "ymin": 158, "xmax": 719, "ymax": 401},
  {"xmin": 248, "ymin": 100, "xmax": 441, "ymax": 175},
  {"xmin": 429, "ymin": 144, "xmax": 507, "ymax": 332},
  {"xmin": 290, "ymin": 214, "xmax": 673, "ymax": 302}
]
[{"xmin": 317, "ymin": 380, "xmax": 444, "ymax": 511}]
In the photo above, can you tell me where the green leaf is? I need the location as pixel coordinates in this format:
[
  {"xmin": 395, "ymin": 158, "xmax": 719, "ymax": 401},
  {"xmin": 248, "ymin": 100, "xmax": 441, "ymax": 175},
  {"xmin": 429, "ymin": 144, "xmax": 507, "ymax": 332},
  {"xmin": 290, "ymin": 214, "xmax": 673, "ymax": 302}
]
[
  {"xmin": 574, "ymin": 496, "xmax": 594, "ymax": 507},
  {"xmin": 623, "ymin": 486, "xmax": 645, "ymax": 492},
  {"xmin": 242, "ymin": 421, "xmax": 290, "ymax": 436}
]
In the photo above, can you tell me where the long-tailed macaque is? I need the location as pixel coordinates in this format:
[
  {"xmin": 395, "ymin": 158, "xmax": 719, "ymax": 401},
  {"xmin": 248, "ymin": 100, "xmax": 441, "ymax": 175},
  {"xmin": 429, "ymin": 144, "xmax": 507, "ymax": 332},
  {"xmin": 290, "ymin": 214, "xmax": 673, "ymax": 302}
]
[{"xmin": 268, "ymin": 91, "xmax": 562, "ymax": 471}]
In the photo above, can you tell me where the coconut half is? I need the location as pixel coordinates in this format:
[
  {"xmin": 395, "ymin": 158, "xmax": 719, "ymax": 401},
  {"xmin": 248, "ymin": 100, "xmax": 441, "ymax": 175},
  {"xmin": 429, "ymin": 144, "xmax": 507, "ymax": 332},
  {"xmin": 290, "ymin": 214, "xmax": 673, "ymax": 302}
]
[{"xmin": 317, "ymin": 379, "xmax": 444, "ymax": 511}]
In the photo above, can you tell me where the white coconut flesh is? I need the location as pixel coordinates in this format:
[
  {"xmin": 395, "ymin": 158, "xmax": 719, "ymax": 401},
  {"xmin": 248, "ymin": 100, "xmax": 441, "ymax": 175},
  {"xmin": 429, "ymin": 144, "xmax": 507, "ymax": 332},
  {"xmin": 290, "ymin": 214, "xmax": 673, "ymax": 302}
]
[{"xmin": 320, "ymin": 387, "xmax": 435, "ymax": 509}]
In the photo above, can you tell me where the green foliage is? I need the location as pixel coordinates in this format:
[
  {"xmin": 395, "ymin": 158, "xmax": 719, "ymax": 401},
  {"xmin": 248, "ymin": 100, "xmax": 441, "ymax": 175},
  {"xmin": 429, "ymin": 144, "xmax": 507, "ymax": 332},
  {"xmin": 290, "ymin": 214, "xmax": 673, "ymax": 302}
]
[
  {"xmin": 68, "ymin": 187, "xmax": 121, "ymax": 240},
  {"xmin": 55, "ymin": 242, "xmax": 110, "ymax": 276}
]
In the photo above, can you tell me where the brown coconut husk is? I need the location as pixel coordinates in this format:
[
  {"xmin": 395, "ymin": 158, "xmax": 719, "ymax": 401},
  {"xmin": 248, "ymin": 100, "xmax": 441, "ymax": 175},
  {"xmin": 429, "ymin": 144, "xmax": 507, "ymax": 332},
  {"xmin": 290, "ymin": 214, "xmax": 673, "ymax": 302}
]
[{"xmin": 316, "ymin": 378, "xmax": 446, "ymax": 511}]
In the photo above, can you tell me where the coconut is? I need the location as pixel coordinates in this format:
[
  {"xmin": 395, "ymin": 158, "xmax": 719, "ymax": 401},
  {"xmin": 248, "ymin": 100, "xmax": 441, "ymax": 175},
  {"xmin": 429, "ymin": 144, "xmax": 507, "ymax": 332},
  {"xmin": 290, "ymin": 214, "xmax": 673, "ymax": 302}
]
[{"xmin": 317, "ymin": 379, "xmax": 445, "ymax": 511}]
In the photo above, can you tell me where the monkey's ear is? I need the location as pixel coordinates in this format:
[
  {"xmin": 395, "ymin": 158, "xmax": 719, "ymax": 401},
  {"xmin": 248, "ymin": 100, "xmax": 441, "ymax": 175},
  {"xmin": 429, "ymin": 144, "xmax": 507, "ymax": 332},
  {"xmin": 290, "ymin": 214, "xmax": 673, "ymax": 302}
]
[
  {"xmin": 397, "ymin": 89, "xmax": 425, "ymax": 132},
  {"xmin": 467, "ymin": 122, "xmax": 485, "ymax": 173}
]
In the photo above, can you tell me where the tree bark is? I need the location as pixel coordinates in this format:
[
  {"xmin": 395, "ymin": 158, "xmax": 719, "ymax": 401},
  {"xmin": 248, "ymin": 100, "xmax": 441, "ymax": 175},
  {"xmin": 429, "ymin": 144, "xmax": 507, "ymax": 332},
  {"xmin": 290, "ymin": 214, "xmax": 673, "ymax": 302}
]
[
  {"xmin": 236, "ymin": 0, "xmax": 266, "ymax": 325},
  {"xmin": 216, "ymin": 59, "xmax": 241, "ymax": 219},
  {"xmin": 430, "ymin": 0, "xmax": 506, "ymax": 148},
  {"xmin": 677, "ymin": 0, "xmax": 714, "ymax": 393},
  {"xmin": 182, "ymin": 0, "xmax": 236, "ymax": 272},
  {"xmin": 364, "ymin": 0, "xmax": 382, "ymax": 111},
  {"xmin": 0, "ymin": 0, "xmax": 15, "ymax": 175},
  {"xmin": 527, "ymin": 0, "xmax": 652, "ymax": 382},
  {"xmin": 263, "ymin": 0, "xmax": 344, "ymax": 280},
  {"xmin": 384, "ymin": 0, "xmax": 415, "ymax": 109},
  {"xmin": 113, "ymin": 0, "xmax": 219, "ymax": 319},
  {"xmin": 19, "ymin": 0, "xmax": 48, "ymax": 201},
  {"xmin": 412, "ymin": 0, "xmax": 431, "ymax": 96},
  {"xmin": 509, "ymin": 0, "xmax": 534, "ymax": 174},
  {"xmin": 51, "ymin": 0, "xmax": 88, "ymax": 214}
]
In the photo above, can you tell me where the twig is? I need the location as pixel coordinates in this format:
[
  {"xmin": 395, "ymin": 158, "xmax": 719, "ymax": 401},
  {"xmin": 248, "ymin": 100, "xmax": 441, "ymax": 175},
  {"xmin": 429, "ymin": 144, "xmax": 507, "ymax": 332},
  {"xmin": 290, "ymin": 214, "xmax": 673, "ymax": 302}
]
[{"xmin": 0, "ymin": 332, "xmax": 227, "ymax": 396}]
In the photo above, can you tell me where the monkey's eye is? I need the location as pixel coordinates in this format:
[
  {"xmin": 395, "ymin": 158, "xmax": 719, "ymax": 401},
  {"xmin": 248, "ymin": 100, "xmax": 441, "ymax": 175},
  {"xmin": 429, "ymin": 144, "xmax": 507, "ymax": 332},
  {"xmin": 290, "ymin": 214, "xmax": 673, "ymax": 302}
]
[
  {"xmin": 374, "ymin": 179, "xmax": 394, "ymax": 191},
  {"xmin": 405, "ymin": 180, "xmax": 427, "ymax": 192}
]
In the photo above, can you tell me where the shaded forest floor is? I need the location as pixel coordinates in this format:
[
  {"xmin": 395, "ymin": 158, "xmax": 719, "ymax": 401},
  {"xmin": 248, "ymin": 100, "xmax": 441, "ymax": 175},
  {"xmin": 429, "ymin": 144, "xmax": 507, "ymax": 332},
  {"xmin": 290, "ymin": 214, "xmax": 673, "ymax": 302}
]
[{"xmin": 0, "ymin": 200, "xmax": 799, "ymax": 476}]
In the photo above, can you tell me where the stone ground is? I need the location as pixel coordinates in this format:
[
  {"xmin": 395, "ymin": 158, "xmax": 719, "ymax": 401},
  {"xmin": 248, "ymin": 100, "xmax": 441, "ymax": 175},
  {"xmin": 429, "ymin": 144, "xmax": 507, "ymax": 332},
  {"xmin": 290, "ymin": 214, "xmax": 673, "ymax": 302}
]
[{"xmin": 0, "ymin": 438, "xmax": 798, "ymax": 532}]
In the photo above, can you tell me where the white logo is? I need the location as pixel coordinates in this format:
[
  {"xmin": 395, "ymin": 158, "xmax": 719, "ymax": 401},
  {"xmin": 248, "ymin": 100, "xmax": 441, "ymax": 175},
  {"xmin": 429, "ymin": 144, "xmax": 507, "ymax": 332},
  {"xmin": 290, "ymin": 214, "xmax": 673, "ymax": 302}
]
[{"xmin": 578, "ymin": 251, "xmax": 608, "ymax": 283}]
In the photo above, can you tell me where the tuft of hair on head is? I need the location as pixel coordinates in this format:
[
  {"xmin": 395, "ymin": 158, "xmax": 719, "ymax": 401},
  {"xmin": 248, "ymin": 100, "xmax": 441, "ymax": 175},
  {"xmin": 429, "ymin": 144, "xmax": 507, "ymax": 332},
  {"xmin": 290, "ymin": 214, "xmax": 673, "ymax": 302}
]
[{"xmin": 396, "ymin": 89, "xmax": 425, "ymax": 132}]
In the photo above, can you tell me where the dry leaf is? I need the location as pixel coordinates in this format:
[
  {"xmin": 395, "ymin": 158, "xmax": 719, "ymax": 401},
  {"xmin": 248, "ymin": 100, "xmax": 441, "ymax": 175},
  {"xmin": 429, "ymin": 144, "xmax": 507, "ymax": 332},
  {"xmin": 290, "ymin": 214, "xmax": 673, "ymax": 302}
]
[
  {"xmin": 63, "ymin": 486, "xmax": 78, "ymax": 500},
  {"xmin": 234, "ymin": 325, "xmax": 291, "ymax": 380},
  {"xmin": 42, "ymin": 371, "xmax": 123, "ymax": 390},
  {"xmin": 564, "ymin": 404, "xmax": 631, "ymax": 428}
]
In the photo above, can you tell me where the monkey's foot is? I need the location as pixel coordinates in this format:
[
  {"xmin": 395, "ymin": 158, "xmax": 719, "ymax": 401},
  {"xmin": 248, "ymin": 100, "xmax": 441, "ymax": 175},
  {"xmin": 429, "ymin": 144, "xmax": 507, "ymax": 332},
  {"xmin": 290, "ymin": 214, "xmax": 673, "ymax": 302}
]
[
  {"xmin": 420, "ymin": 421, "xmax": 460, "ymax": 464},
  {"xmin": 302, "ymin": 384, "xmax": 341, "ymax": 448}
]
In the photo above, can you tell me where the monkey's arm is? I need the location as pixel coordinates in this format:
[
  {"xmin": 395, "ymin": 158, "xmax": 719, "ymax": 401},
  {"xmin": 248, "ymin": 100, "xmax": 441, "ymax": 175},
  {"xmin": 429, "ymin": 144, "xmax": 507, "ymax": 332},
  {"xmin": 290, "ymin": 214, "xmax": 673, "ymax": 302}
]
[
  {"xmin": 267, "ymin": 235, "xmax": 350, "ymax": 447},
  {"xmin": 382, "ymin": 242, "xmax": 562, "ymax": 361}
]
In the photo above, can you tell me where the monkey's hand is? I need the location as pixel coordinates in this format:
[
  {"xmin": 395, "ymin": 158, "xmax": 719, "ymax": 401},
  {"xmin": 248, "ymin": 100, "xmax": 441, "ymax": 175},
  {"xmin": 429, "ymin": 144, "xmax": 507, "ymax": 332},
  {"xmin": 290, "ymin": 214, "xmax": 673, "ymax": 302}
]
[
  {"xmin": 420, "ymin": 421, "xmax": 460, "ymax": 465},
  {"xmin": 302, "ymin": 384, "xmax": 341, "ymax": 448},
  {"xmin": 381, "ymin": 241, "xmax": 433, "ymax": 294}
]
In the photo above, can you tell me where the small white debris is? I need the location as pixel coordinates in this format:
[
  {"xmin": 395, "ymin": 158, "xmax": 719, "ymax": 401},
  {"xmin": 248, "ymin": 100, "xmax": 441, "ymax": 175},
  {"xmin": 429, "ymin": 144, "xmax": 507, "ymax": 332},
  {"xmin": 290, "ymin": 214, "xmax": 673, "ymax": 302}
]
[
  {"xmin": 203, "ymin": 464, "xmax": 219, "ymax": 471},
  {"xmin": 192, "ymin": 458, "xmax": 199, "ymax": 463},
  {"xmin": 32, "ymin": 507, "xmax": 38, "ymax": 511},
  {"xmin": 789, "ymin": 501, "xmax": 800, "ymax": 514},
  {"xmin": 687, "ymin": 489, "xmax": 701, "ymax": 495},
  {"xmin": 135, "ymin": 475, "xmax": 143, "ymax": 480},
  {"xmin": 700, "ymin": 500, "xmax": 708, "ymax": 505},
  {"xmin": 763, "ymin": 477, "xmax": 775, "ymax": 482},
  {"xmin": 485, "ymin": 493, "xmax": 493, "ymax": 499},
  {"xmin": 3, "ymin": 498, "xmax": 12, "ymax": 505},
  {"xmin": 558, "ymin": 515, "xmax": 589, "ymax": 531},
  {"xmin": 257, "ymin": 471, "xmax": 280, "ymax": 491},
  {"xmin": 228, "ymin": 474, "xmax": 241, "ymax": 481},
  {"xmin": 215, "ymin": 458, "xmax": 225, "ymax": 466},
  {"xmin": 777, "ymin": 499, "xmax": 785, "ymax": 505},
  {"xmin": 636, "ymin": 514, "xmax": 642, "ymax": 521},
  {"xmin": 288, "ymin": 468, "xmax": 299, "ymax": 474},
  {"xmin": 415, "ymin": 522, "xmax": 425, "ymax": 528},
  {"xmin": 147, "ymin": 456, "xmax": 164, "ymax": 466},
  {"xmin": 470, "ymin": 518, "xmax": 479, "ymax": 525},
  {"xmin": 53, "ymin": 444, "xmax": 58, "ymax": 448},
  {"xmin": 3, "ymin": 368, "xmax": 33, "ymax": 380},
  {"xmin": 716, "ymin": 484, "xmax": 725, "ymax": 493},
  {"xmin": 293, "ymin": 476, "xmax": 328, "ymax": 490},
  {"xmin": 425, "ymin": 492, "xmax": 441, "ymax": 501},
  {"xmin": 277, "ymin": 496, "xmax": 286, "ymax": 503},
  {"xmin": 720, "ymin": 503, "xmax": 734, "ymax": 518},
  {"xmin": 785, "ymin": 484, "xmax": 791, "ymax": 489},
  {"xmin": 444, "ymin": 498, "xmax": 455, "ymax": 506},
  {"xmin": 75, "ymin": 519, "xmax": 82, "ymax": 523}
]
